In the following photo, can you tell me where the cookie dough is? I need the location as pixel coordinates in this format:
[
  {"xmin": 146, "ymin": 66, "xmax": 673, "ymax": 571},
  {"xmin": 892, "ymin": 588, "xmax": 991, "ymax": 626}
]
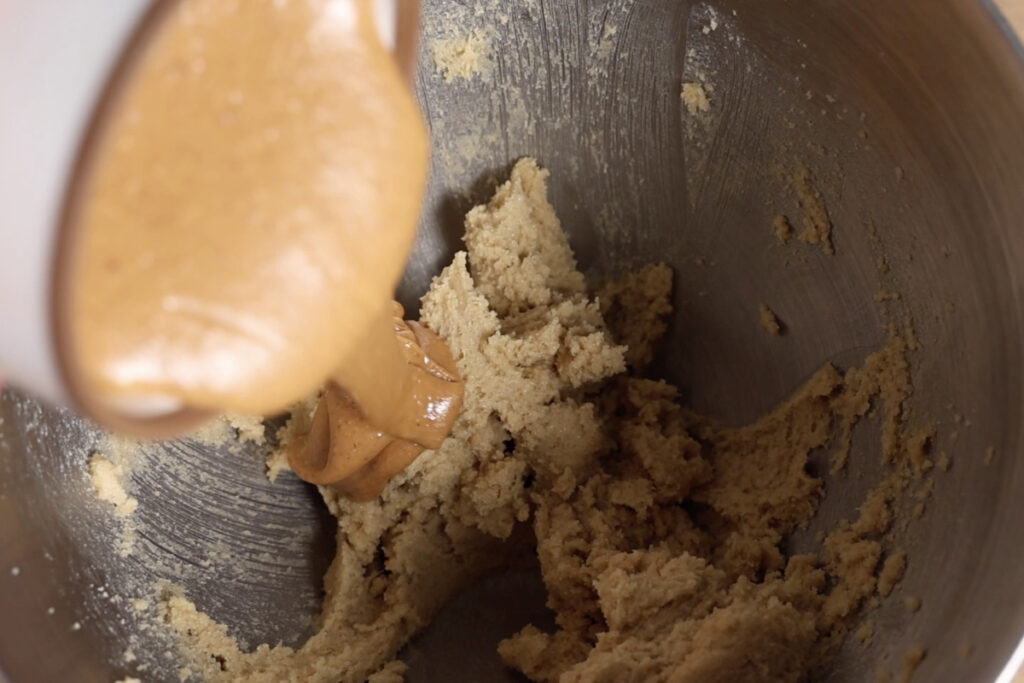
[
  {"xmin": 681, "ymin": 82, "xmax": 711, "ymax": 115},
  {"xmin": 165, "ymin": 158, "xmax": 925, "ymax": 682},
  {"xmin": 88, "ymin": 454, "xmax": 137, "ymax": 518},
  {"xmin": 759, "ymin": 303, "xmax": 782, "ymax": 335},
  {"xmin": 788, "ymin": 162, "xmax": 834, "ymax": 254},
  {"xmin": 430, "ymin": 30, "xmax": 493, "ymax": 82}
]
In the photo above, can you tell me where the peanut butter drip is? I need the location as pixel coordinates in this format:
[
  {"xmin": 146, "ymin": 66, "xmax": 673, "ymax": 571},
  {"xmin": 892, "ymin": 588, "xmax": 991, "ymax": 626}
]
[{"xmin": 288, "ymin": 303, "xmax": 463, "ymax": 499}]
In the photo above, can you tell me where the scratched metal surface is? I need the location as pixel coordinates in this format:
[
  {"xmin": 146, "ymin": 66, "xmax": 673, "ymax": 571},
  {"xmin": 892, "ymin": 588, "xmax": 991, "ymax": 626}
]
[{"xmin": 3, "ymin": 1, "xmax": 1024, "ymax": 681}]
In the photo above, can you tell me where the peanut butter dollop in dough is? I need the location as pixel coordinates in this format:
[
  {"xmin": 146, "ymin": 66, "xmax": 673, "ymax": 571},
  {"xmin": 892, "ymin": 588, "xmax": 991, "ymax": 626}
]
[
  {"xmin": 289, "ymin": 302, "xmax": 464, "ymax": 500},
  {"xmin": 66, "ymin": 0, "xmax": 462, "ymax": 489}
]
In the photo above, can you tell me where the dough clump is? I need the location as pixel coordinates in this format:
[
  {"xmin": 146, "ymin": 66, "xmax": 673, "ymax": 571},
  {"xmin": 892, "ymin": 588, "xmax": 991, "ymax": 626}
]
[
  {"xmin": 89, "ymin": 453, "xmax": 138, "ymax": 518},
  {"xmin": 166, "ymin": 158, "xmax": 923, "ymax": 682}
]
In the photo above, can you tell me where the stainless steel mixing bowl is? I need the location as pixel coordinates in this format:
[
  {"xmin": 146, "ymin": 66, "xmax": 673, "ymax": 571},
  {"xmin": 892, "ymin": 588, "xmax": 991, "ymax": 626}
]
[{"xmin": 3, "ymin": 1, "xmax": 1024, "ymax": 681}]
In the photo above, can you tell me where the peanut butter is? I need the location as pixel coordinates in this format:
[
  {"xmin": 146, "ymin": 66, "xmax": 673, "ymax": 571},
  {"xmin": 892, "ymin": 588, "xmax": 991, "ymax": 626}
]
[
  {"xmin": 289, "ymin": 303, "xmax": 464, "ymax": 500},
  {"xmin": 62, "ymin": 0, "xmax": 462, "ymax": 494}
]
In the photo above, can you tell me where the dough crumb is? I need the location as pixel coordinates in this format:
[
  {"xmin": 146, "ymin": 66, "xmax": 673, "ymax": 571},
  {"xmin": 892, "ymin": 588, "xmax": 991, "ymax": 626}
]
[
  {"xmin": 773, "ymin": 214, "xmax": 794, "ymax": 244},
  {"xmin": 758, "ymin": 303, "xmax": 782, "ymax": 335},
  {"xmin": 855, "ymin": 618, "xmax": 875, "ymax": 644},
  {"xmin": 984, "ymin": 446, "xmax": 996, "ymax": 466},
  {"xmin": 264, "ymin": 448, "xmax": 291, "ymax": 483},
  {"xmin": 118, "ymin": 527, "xmax": 137, "ymax": 558},
  {"xmin": 681, "ymin": 81, "xmax": 711, "ymax": 114},
  {"xmin": 788, "ymin": 162, "xmax": 834, "ymax": 254},
  {"xmin": 878, "ymin": 550, "xmax": 907, "ymax": 597},
  {"xmin": 114, "ymin": 678, "xmax": 141, "ymax": 683},
  {"xmin": 598, "ymin": 263, "xmax": 673, "ymax": 369},
  {"xmin": 936, "ymin": 453, "xmax": 952, "ymax": 471},
  {"xmin": 960, "ymin": 642, "xmax": 974, "ymax": 659},
  {"xmin": 224, "ymin": 414, "xmax": 266, "ymax": 444},
  {"xmin": 88, "ymin": 454, "xmax": 138, "ymax": 518},
  {"xmin": 904, "ymin": 596, "xmax": 922, "ymax": 613},
  {"xmin": 701, "ymin": 9, "xmax": 719, "ymax": 34},
  {"xmin": 898, "ymin": 645, "xmax": 926, "ymax": 682},
  {"xmin": 431, "ymin": 31, "xmax": 492, "ymax": 82}
]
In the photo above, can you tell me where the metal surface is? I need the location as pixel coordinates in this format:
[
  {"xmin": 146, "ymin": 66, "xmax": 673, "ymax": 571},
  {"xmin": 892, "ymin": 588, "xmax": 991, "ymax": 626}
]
[{"xmin": 3, "ymin": 0, "xmax": 1024, "ymax": 681}]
